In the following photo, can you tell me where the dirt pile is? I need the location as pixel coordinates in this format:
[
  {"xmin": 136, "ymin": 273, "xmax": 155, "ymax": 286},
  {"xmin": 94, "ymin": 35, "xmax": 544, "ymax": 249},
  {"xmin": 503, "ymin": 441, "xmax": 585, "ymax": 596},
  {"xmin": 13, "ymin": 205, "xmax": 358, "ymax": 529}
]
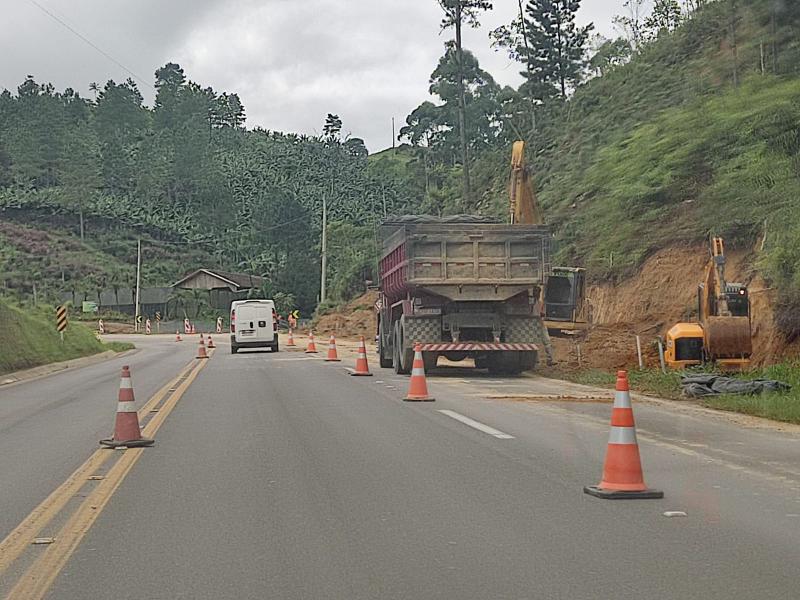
[
  {"xmin": 314, "ymin": 291, "xmax": 378, "ymax": 339},
  {"xmin": 552, "ymin": 245, "xmax": 799, "ymax": 371}
]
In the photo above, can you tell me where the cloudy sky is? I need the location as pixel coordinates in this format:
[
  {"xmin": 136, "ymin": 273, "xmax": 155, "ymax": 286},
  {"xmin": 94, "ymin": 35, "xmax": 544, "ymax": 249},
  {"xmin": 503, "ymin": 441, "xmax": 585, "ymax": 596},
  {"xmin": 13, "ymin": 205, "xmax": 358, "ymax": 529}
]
[{"xmin": 1, "ymin": 0, "xmax": 627, "ymax": 152}]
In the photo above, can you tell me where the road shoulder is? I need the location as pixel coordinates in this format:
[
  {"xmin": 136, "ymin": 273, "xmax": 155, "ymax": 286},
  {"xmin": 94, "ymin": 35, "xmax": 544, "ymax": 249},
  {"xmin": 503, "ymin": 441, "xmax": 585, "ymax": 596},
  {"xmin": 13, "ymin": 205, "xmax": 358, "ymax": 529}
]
[{"xmin": 0, "ymin": 349, "xmax": 137, "ymax": 389}]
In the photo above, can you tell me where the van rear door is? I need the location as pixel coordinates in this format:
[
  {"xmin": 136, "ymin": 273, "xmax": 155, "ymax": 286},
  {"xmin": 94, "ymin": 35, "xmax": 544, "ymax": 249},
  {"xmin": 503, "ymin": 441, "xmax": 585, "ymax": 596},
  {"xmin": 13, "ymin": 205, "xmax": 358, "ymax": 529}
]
[{"xmin": 236, "ymin": 302, "xmax": 273, "ymax": 344}]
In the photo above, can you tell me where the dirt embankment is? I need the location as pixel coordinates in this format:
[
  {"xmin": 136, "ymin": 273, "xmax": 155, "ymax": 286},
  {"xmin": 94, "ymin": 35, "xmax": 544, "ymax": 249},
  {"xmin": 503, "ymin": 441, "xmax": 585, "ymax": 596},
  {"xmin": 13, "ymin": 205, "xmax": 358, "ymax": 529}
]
[
  {"xmin": 314, "ymin": 291, "xmax": 378, "ymax": 339},
  {"xmin": 552, "ymin": 246, "xmax": 800, "ymax": 371},
  {"xmin": 314, "ymin": 247, "xmax": 797, "ymax": 371}
]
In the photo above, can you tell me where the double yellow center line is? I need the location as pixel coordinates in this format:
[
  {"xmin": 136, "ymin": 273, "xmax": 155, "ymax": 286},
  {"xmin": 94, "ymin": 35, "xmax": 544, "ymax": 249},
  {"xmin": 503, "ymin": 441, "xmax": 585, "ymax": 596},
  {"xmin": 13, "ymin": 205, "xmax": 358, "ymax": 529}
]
[{"xmin": 0, "ymin": 351, "xmax": 212, "ymax": 599}]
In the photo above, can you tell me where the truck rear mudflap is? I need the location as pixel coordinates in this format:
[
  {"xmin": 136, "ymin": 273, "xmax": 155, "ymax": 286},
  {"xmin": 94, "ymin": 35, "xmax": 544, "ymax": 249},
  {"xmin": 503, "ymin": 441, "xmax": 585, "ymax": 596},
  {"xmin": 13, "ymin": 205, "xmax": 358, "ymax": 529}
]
[{"xmin": 419, "ymin": 343, "xmax": 538, "ymax": 352}]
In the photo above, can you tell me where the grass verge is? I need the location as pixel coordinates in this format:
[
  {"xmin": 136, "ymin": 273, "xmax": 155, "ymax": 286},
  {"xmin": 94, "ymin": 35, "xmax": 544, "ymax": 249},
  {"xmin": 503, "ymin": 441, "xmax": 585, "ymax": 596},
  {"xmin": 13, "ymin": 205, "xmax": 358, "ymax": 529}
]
[
  {"xmin": 555, "ymin": 364, "xmax": 800, "ymax": 425},
  {"xmin": 0, "ymin": 298, "xmax": 131, "ymax": 375}
]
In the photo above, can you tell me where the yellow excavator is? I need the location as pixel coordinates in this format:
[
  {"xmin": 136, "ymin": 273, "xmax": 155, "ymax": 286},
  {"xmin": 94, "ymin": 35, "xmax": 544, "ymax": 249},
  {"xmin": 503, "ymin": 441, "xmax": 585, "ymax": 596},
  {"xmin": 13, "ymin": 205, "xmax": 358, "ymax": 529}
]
[
  {"xmin": 664, "ymin": 237, "xmax": 752, "ymax": 371},
  {"xmin": 509, "ymin": 141, "xmax": 588, "ymax": 336}
]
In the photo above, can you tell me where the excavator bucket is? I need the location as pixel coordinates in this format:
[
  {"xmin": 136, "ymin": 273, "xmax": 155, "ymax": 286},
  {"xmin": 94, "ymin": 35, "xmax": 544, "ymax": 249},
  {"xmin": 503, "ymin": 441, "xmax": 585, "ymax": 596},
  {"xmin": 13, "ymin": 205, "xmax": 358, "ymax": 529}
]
[{"xmin": 705, "ymin": 316, "xmax": 752, "ymax": 359}]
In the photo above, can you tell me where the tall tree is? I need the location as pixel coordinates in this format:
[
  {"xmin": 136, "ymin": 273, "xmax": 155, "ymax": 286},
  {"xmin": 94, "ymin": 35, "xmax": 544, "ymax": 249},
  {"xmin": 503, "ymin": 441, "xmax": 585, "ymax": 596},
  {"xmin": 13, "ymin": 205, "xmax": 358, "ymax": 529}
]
[
  {"xmin": 494, "ymin": 1, "xmax": 592, "ymax": 101},
  {"xmin": 436, "ymin": 0, "xmax": 492, "ymax": 204},
  {"xmin": 644, "ymin": 0, "xmax": 683, "ymax": 36}
]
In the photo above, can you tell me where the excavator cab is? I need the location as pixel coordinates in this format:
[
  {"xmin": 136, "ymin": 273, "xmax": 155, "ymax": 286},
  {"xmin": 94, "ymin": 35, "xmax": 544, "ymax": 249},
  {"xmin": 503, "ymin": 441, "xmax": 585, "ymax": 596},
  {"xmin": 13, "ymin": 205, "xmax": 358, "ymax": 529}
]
[{"xmin": 544, "ymin": 267, "xmax": 588, "ymax": 336}]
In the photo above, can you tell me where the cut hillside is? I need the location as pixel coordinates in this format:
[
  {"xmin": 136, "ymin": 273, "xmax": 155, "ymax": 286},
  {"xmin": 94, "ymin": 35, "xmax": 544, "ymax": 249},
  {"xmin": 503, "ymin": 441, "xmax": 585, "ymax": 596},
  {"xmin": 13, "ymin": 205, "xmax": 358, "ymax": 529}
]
[
  {"xmin": 530, "ymin": 1, "xmax": 800, "ymax": 322},
  {"xmin": 314, "ymin": 291, "xmax": 378, "ymax": 339},
  {"xmin": 551, "ymin": 243, "xmax": 800, "ymax": 371},
  {"xmin": 0, "ymin": 299, "xmax": 109, "ymax": 375}
]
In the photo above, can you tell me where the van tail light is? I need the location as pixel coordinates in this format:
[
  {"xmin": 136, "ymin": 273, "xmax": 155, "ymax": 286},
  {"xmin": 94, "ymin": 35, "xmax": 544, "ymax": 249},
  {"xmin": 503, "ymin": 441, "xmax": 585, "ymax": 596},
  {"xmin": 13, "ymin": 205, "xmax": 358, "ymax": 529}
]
[
  {"xmin": 230, "ymin": 310, "xmax": 236, "ymax": 333},
  {"xmin": 272, "ymin": 309, "xmax": 278, "ymax": 331}
]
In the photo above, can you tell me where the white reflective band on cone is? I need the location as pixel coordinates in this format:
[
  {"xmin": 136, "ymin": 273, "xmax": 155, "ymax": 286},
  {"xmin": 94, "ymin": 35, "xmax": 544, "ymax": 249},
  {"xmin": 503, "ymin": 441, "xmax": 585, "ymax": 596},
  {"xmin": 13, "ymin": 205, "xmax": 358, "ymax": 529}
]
[
  {"xmin": 612, "ymin": 390, "xmax": 632, "ymax": 409},
  {"xmin": 119, "ymin": 379, "xmax": 133, "ymax": 389},
  {"xmin": 608, "ymin": 426, "xmax": 637, "ymax": 445},
  {"xmin": 116, "ymin": 402, "xmax": 137, "ymax": 413},
  {"xmin": 411, "ymin": 367, "xmax": 425, "ymax": 376}
]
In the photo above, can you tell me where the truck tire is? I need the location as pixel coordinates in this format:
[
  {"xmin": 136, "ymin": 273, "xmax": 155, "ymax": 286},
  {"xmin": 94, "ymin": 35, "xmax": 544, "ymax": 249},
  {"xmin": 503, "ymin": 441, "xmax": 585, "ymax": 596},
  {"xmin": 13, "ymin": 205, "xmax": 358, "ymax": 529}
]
[
  {"xmin": 393, "ymin": 322, "xmax": 412, "ymax": 375},
  {"xmin": 488, "ymin": 352, "xmax": 523, "ymax": 376},
  {"xmin": 378, "ymin": 319, "xmax": 393, "ymax": 369},
  {"xmin": 231, "ymin": 345, "xmax": 238, "ymax": 355},
  {"xmin": 423, "ymin": 352, "xmax": 437, "ymax": 373}
]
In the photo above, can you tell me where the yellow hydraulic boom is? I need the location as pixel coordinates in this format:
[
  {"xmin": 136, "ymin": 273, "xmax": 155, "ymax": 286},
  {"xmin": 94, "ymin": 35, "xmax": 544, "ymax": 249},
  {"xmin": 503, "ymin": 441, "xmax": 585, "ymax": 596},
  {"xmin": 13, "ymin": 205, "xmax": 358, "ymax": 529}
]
[
  {"xmin": 509, "ymin": 141, "xmax": 587, "ymax": 337},
  {"xmin": 509, "ymin": 141, "xmax": 544, "ymax": 225}
]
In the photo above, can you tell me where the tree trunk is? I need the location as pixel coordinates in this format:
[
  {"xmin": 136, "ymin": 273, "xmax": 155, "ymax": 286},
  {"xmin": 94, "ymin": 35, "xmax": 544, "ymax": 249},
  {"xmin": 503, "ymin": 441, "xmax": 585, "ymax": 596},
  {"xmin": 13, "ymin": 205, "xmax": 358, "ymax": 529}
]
[
  {"xmin": 454, "ymin": 1, "xmax": 472, "ymax": 207},
  {"xmin": 79, "ymin": 206, "xmax": 85, "ymax": 242}
]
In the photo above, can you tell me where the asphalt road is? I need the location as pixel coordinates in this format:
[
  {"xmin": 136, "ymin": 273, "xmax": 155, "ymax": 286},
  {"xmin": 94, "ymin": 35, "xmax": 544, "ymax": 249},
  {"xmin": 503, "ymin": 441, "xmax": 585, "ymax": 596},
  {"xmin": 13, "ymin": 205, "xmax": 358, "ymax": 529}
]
[
  {"xmin": 0, "ymin": 336, "xmax": 197, "ymax": 540},
  {"xmin": 14, "ymin": 335, "xmax": 795, "ymax": 600}
]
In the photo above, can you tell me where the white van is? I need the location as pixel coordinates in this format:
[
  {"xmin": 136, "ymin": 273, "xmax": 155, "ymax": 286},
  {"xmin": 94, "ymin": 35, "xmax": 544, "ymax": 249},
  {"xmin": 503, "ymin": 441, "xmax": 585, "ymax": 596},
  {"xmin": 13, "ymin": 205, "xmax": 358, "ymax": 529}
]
[{"xmin": 230, "ymin": 299, "xmax": 278, "ymax": 354}]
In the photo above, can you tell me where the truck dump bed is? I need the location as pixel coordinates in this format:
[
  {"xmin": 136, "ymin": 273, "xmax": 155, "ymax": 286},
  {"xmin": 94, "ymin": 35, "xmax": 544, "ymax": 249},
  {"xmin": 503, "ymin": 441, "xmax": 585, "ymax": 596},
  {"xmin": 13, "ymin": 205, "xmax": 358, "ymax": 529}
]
[{"xmin": 379, "ymin": 217, "xmax": 550, "ymax": 303}]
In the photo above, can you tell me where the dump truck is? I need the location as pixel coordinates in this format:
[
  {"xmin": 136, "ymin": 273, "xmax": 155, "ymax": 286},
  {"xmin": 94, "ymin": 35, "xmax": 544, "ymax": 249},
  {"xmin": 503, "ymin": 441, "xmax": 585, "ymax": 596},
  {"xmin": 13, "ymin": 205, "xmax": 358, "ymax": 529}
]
[{"xmin": 376, "ymin": 215, "xmax": 551, "ymax": 375}]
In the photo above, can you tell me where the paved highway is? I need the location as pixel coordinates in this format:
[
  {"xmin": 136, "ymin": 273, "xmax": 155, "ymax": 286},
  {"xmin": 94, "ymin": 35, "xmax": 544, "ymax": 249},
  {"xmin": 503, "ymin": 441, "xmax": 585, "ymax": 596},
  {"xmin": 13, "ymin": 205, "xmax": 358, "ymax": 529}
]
[{"xmin": 1, "ymin": 334, "xmax": 798, "ymax": 599}]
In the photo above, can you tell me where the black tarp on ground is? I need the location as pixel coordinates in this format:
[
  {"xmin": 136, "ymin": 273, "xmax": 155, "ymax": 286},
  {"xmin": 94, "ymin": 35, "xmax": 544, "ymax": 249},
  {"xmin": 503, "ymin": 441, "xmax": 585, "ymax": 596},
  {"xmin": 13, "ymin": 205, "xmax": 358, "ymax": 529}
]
[{"xmin": 681, "ymin": 374, "xmax": 791, "ymax": 397}]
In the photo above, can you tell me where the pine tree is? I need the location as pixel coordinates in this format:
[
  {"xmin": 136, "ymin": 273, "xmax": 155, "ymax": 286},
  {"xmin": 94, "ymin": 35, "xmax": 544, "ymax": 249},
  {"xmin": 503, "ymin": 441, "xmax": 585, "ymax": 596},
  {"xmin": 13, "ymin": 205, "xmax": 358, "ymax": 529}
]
[{"xmin": 494, "ymin": 0, "xmax": 592, "ymax": 101}]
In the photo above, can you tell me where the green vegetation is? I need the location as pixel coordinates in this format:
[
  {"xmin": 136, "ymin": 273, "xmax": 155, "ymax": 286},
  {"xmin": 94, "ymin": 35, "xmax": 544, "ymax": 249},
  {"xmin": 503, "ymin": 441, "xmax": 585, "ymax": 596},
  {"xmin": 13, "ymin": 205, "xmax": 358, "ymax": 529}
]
[
  {"xmin": 702, "ymin": 362, "xmax": 800, "ymax": 423},
  {"xmin": 0, "ymin": 298, "xmax": 127, "ymax": 375},
  {"xmin": 0, "ymin": 66, "xmax": 418, "ymax": 312},
  {"xmin": 562, "ymin": 368, "xmax": 684, "ymax": 401},
  {"xmin": 562, "ymin": 363, "xmax": 800, "ymax": 424}
]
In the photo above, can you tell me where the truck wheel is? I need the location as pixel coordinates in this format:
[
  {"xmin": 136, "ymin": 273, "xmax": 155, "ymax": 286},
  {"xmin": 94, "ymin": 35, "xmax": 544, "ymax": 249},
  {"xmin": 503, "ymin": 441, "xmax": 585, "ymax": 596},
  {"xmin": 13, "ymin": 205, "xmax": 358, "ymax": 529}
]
[
  {"xmin": 231, "ymin": 346, "xmax": 238, "ymax": 355},
  {"xmin": 378, "ymin": 319, "xmax": 393, "ymax": 369},
  {"xmin": 393, "ymin": 322, "xmax": 411, "ymax": 375},
  {"xmin": 488, "ymin": 353, "xmax": 523, "ymax": 376},
  {"xmin": 423, "ymin": 352, "xmax": 437, "ymax": 373}
]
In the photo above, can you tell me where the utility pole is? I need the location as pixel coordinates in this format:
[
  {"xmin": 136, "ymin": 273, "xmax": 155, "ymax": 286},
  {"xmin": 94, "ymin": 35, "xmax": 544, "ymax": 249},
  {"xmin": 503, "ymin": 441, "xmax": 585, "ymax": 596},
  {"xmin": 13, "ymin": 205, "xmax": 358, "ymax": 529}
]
[
  {"xmin": 134, "ymin": 238, "xmax": 142, "ymax": 332},
  {"xmin": 320, "ymin": 194, "xmax": 328, "ymax": 304},
  {"xmin": 392, "ymin": 117, "xmax": 396, "ymax": 149}
]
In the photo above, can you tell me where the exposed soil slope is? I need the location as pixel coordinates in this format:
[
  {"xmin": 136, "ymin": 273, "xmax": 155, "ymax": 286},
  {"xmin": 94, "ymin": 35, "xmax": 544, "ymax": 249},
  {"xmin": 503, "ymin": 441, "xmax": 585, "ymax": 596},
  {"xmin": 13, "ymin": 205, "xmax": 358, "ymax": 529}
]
[{"xmin": 552, "ymin": 244, "xmax": 799, "ymax": 370}]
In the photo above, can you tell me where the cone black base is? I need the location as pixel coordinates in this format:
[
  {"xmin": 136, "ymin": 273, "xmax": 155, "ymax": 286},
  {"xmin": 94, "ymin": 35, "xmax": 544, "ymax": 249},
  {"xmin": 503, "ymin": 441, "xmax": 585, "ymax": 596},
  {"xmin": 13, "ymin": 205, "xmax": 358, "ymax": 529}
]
[
  {"xmin": 403, "ymin": 397, "xmax": 435, "ymax": 402},
  {"xmin": 100, "ymin": 437, "xmax": 154, "ymax": 448},
  {"xmin": 350, "ymin": 372, "xmax": 373, "ymax": 377},
  {"xmin": 583, "ymin": 485, "xmax": 663, "ymax": 500}
]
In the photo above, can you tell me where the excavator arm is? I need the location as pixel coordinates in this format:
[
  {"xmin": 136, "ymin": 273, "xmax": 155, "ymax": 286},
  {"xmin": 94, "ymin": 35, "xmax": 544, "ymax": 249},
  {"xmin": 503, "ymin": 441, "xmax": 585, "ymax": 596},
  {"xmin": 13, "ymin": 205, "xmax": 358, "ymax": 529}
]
[
  {"xmin": 509, "ymin": 141, "xmax": 588, "ymax": 338},
  {"xmin": 509, "ymin": 141, "xmax": 544, "ymax": 226}
]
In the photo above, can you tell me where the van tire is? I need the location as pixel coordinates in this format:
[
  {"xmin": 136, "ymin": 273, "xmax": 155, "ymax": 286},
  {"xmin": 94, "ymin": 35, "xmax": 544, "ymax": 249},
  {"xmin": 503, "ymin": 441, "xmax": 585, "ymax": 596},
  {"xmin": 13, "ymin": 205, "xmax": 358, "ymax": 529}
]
[{"xmin": 231, "ymin": 346, "xmax": 238, "ymax": 355}]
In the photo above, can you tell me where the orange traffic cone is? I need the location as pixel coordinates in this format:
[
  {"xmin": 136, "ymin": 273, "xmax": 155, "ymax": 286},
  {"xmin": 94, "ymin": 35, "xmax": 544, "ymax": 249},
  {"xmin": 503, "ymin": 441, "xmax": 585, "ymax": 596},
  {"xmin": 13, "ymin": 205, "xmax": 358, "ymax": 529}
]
[
  {"xmin": 305, "ymin": 332, "xmax": 318, "ymax": 354},
  {"xmin": 100, "ymin": 366, "xmax": 154, "ymax": 448},
  {"xmin": 287, "ymin": 328, "xmax": 296, "ymax": 347},
  {"xmin": 207, "ymin": 334, "xmax": 215, "ymax": 349},
  {"xmin": 351, "ymin": 336, "xmax": 373, "ymax": 376},
  {"xmin": 175, "ymin": 330, "xmax": 182, "ymax": 342},
  {"xmin": 404, "ymin": 343, "xmax": 434, "ymax": 402},
  {"xmin": 325, "ymin": 334, "xmax": 341, "ymax": 362},
  {"xmin": 197, "ymin": 336, "xmax": 209, "ymax": 359},
  {"xmin": 584, "ymin": 371, "xmax": 663, "ymax": 499}
]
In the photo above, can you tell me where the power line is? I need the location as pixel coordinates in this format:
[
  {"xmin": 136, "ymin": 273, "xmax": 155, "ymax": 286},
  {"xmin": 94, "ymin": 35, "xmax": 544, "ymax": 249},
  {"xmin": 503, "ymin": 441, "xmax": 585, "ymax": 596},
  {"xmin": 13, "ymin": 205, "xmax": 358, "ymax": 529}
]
[{"xmin": 25, "ymin": 0, "xmax": 154, "ymax": 90}]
